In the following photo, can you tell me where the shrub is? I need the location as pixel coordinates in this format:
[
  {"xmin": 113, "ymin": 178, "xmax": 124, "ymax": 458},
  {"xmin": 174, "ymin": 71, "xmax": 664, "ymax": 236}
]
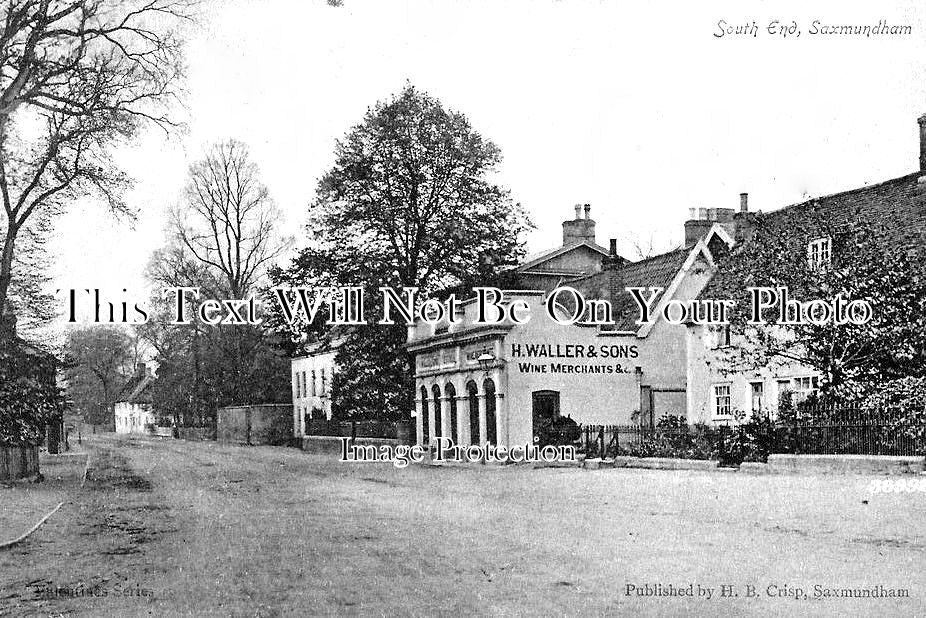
[
  {"xmin": 720, "ymin": 412, "xmax": 776, "ymax": 464},
  {"xmin": 0, "ymin": 343, "xmax": 64, "ymax": 445},
  {"xmin": 863, "ymin": 376, "xmax": 926, "ymax": 444}
]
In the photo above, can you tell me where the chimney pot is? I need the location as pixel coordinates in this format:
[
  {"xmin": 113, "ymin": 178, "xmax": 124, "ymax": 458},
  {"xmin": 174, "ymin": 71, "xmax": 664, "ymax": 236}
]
[
  {"xmin": 562, "ymin": 204, "xmax": 597, "ymax": 246},
  {"xmin": 739, "ymin": 192, "xmax": 748, "ymax": 213}
]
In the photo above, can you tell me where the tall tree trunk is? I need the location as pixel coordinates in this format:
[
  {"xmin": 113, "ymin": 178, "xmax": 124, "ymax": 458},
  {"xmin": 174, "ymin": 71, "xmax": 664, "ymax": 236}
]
[{"xmin": 0, "ymin": 224, "xmax": 18, "ymax": 337}]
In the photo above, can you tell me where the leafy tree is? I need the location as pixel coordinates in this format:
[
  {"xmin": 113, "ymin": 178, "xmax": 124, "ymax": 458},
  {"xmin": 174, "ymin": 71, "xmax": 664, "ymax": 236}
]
[
  {"xmin": 307, "ymin": 84, "xmax": 529, "ymax": 294},
  {"xmin": 707, "ymin": 209, "xmax": 926, "ymax": 400},
  {"xmin": 328, "ymin": 324, "xmax": 410, "ymax": 422},
  {"xmin": 63, "ymin": 325, "xmax": 135, "ymax": 425},
  {"xmin": 0, "ymin": 317, "xmax": 63, "ymax": 444},
  {"xmin": 269, "ymin": 85, "xmax": 530, "ymax": 421}
]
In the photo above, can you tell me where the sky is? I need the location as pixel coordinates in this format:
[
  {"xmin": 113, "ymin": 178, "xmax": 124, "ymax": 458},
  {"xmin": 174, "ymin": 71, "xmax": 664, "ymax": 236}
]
[{"xmin": 49, "ymin": 0, "xmax": 926, "ymax": 329}]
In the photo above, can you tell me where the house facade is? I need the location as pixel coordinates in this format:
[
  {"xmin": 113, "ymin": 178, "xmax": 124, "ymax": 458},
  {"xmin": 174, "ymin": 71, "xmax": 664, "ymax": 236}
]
[
  {"xmin": 291, "ymin": 334, "xmax": 343, "ymax": 437},
  {"xmin": 686, "ymin": 113, "xmax": 926, "ymax": 423},
  {"xmin": 114, "ymin": 363, "xmax": 157, "ymax": 434}
]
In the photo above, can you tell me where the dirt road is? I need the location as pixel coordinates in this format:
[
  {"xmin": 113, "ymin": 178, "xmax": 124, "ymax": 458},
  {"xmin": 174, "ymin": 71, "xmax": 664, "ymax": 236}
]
[{"xmin": 2, "ymin": 435, "xmax": 924, "ymax": 616}]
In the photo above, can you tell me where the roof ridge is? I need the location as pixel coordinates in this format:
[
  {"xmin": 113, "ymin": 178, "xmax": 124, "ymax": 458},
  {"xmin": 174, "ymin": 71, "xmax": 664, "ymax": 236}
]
[{"xmin": 766, "ymin": 171, "xmax": 920, "ymax": 215}]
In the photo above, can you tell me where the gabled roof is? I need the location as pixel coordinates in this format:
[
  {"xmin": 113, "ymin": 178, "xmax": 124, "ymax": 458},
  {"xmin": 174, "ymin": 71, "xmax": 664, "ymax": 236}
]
[
  {"xmin": 516, "ymin": 240, "xmax": 611, "ymax": 274},
  {"xmin": 116, "ymin": 371, "xmax": 155, "ymax": 405},
  {"xmin": 567, "ymin": 247, "xmax": 691, "ymax": 332},
  {"xmin": 296, "ymin": 324, "xmax": 351, "ymax": 359},
  {"xmin": 567, "ymin": 225, "xmax": 733, "ymax": 333}
]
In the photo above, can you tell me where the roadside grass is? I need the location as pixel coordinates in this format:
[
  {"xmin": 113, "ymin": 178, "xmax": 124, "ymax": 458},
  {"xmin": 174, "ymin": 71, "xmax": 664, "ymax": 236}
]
[{"xmin": 0, "ymin": 451, "xmax": 86, "ymax": 543}]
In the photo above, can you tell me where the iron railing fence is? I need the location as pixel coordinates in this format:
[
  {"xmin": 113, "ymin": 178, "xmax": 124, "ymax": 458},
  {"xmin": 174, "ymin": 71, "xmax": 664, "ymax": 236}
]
[{"xmin": 577, "ymin": 406, "xmax": 926, "ymax": 460}]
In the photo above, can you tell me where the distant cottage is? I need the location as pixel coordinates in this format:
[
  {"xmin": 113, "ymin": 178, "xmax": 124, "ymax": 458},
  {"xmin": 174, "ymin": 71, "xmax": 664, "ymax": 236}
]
[{"xmin": 114, "ymin": 363, "xmax": 156, "ymax": 434}]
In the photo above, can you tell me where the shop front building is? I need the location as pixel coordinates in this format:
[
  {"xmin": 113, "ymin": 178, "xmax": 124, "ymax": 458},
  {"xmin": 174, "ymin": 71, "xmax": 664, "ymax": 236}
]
[{"xmin": 406, "ymin": 222, "xmax": 734, "ymax": 449}]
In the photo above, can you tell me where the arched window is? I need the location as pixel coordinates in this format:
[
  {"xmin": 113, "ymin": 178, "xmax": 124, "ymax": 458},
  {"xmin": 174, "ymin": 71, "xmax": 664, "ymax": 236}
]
[
  {"xmin": 466, "ymin": 380, "xmax": 479, "ymax": 444},
  {"xmin": 431, "ymin": 384, "xmax": 442, "ymax": 439},
  {"xmin": 445, "ymin": 383, "xmax": 458, "ymax": 444},
  {"xmin": 420, "ymin": 386, "xmax": 429, "ymax": 444},
  {"xmin": 483, "ymin": 378, "xmax": 497, "ymax": 445}
]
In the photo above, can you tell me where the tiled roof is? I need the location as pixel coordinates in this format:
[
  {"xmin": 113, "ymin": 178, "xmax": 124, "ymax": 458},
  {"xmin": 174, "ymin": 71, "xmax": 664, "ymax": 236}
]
[
  {"xmin": 567, "ymin": 247, "xmax": 691, "ymax": 331},
  {"xmin": 117, "ymin": 372, "xmax": 155, "ymax": 404},
  {"xmin": 761, "ymin": 171, "xmax": 925, "ymax": 234},
  {"xmin": 702, "ymin": 171, "xmax": 926, "ymax": 297}
]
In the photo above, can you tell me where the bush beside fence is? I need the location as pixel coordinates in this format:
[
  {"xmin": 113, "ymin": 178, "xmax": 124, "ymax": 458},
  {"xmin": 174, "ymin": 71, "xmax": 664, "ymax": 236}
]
[{"xmin": 578, "ymin": 407, "xmax": 926, "ymax": 465}]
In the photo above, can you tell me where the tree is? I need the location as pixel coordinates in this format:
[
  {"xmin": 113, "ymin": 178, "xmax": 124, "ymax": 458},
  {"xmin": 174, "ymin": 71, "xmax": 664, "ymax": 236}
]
[
  {"xmin": 0, "ymin": 338, "xmax": 62, "ymax": 444},
  {"xmin": 307, "ymin": 84, "xmax": 529, "ymax": 294},
  {"xmin": 0, "ymin": 0, "xmax": 192, "ymax": 333},
  {"xmin": 142, "ymin": 140, "xmax": 291, "ymax": 426},
  {"xmin": 270, "ymin": 85, "xmax": 530, "ymax": 420},
  {"xmin": 173, "ymin": 139, "xmax": 289, "ymax": 299},
  {"xmin": 707, "ymin": 210, "xmax": 926, "ymax": 400},
  {"xmin": 63, "ymin": 325, "xmax": 134, "ymax": 425}
]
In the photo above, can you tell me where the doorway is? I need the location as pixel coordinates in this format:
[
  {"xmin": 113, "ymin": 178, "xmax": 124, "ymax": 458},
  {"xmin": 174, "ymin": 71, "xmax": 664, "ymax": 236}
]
[{"xmin": 532, "ymin": 390, "xmax": 560, "ymax": 441}]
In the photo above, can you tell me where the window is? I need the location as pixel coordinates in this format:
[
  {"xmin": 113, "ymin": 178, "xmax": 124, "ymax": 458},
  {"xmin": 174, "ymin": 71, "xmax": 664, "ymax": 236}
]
[
  {"xmin": 807, "ymin": 237, "xmax": 831, "ymax": 270},
  {"xmin": 321, "ymin": 368, "xmax": 327, "ymax": 396},
  {"xmin": 294, "ymin": 372, "xmax": 300, "ymax": 398},
  {"xmin": 310, "ymin": 370, "xmax": 316, "ymax": 396},
  {"xmin": 750, "ymin": 382, "xmax": 764, "ymax": 413},
  {"xmin": 776, "ymin": 379, "xmax": 790, "ymax": 410},
  {"xmin": 713, "ymin": 384, "xmax": 732, "ymax": 417},
  {"xmin": 792, "ymin": 376, "xmax": 819, "ymax": 404},
  {"xmin": 708, "ymin": 325, "xmax": 731, "ymax": 349}
]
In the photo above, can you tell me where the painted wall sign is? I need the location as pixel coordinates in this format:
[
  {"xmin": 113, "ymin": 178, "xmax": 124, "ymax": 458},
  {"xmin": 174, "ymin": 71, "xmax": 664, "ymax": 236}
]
[{"xmin": 509, "ymin": 343, "xmax": 639, "ymax": 360}]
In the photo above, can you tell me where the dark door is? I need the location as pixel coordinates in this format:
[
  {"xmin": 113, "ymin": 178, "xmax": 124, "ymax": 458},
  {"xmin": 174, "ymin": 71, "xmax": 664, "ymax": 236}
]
[{"xmin": 532, "ymin": 390, "xmax": 560, "ymax": 441}]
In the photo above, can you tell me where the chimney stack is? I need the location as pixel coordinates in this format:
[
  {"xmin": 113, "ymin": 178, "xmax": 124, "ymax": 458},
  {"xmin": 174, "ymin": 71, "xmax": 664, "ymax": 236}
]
[
  {"xmin": 739, "ymin": 192, "xmax": 748, "ymax": 213},
  {"xmin": 601, "ymin": 238, "xmax": 622, "ymax": 269},
  {"xmin": 562, "ymin": 204, "xmax": 597, "ymax": 246},
  {"xmin": 918, "ymin": 114, "xmax": 926, "ymax": 173}
]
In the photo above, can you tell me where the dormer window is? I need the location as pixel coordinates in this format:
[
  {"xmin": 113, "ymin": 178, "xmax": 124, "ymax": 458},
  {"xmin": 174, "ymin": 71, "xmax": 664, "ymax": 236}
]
[{"xmin": 807, "ymin": 237, "xmax": 831, "ymax": 270}]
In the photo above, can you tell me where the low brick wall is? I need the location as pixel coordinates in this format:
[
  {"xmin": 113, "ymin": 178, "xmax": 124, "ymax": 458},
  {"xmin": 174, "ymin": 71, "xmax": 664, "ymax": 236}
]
[
  {"xmin": 301, "ymin": 435, "xmax": 399, "ymax": 456},
  {"xmin": 217, "ymin": 405, "xmax": 292, "ymax": 446},
  {"xmin": 766, "ymin": 454, "xmax": 925, "ymax": 475},
  {"xmin": 0, "ymin": 444, "xmax": 39, "ymax": 480}
]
